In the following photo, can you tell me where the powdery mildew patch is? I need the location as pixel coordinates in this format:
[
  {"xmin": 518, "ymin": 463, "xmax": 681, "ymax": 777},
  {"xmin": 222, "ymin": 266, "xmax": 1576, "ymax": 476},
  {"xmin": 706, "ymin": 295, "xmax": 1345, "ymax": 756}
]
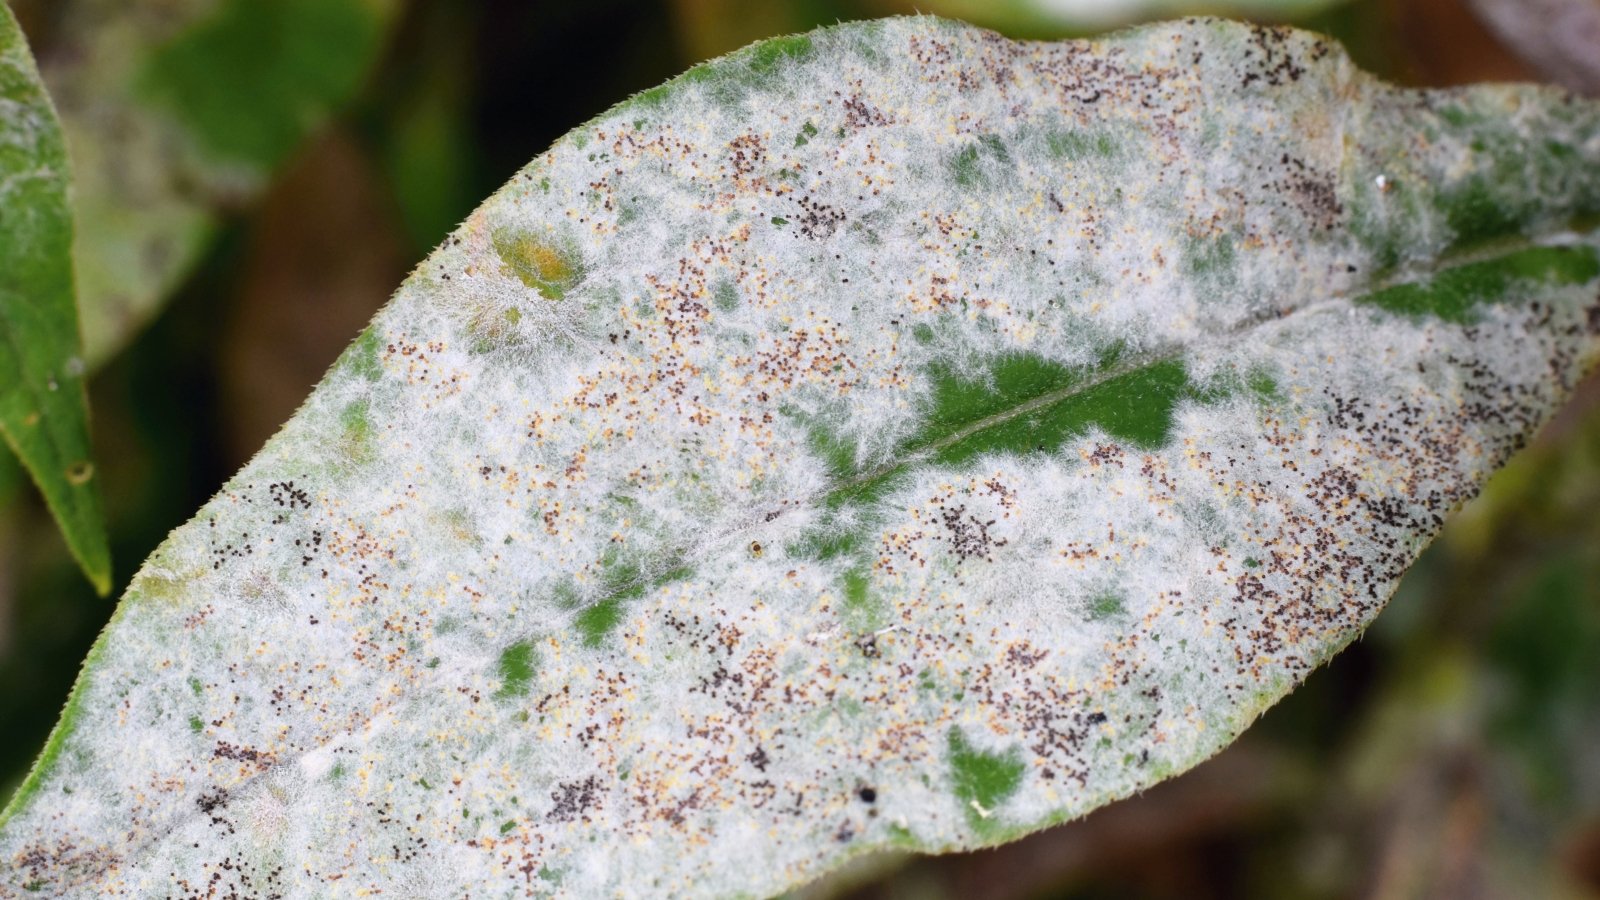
[{"xmin": 4, "ymin": 15, "xmax": 1600, "ymax": 899}]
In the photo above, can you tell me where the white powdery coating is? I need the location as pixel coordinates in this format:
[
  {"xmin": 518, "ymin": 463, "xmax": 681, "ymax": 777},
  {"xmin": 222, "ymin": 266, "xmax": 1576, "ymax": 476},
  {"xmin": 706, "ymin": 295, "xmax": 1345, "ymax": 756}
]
[{"xmin": 4, "ymin": 15, "xmax": 1600, "ymax": 900}]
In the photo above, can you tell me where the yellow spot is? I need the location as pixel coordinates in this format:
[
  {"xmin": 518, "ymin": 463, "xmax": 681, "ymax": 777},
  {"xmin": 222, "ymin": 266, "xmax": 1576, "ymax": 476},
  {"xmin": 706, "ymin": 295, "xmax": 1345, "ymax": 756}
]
[{"xmin": 493, "ymin": 230, "xmax": 580, "ymax": 300}]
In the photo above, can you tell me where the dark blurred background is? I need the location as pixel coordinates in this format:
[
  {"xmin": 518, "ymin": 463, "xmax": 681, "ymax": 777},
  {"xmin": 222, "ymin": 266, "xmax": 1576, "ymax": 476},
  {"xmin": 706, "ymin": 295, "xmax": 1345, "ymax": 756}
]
[{"xmin": 3, "ymin": 1, "xmax": 1599, "ymax": 897}]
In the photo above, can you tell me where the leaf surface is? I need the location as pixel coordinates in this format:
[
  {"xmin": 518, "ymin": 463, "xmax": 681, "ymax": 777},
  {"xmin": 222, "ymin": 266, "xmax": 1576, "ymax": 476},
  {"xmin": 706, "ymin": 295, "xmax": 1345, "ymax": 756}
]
[
  {"xmin": 5, "ymin": 16, "xmax": 1600, "ymax": 898},
  {"xmin": 0, "ymin": 4, "xmax": 109, "ymax": 595}
]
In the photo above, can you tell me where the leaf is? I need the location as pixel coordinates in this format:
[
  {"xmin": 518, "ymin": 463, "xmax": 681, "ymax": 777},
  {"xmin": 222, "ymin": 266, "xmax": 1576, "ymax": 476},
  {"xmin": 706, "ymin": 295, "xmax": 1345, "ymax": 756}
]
[
  {"xmin": 5, "ymin": 15, "xmax": 1600, "ymax": 897},
  {"xmin": 1468, "ymin": 0, "xmax": 1600, "ymax": 96},
  {"xmin": 0, "ymin": 4, "xmax": 109, "ymax": 596},
  {"xmin": 35, "ymin": 0, "xmax": 400, "ymax": 367}
]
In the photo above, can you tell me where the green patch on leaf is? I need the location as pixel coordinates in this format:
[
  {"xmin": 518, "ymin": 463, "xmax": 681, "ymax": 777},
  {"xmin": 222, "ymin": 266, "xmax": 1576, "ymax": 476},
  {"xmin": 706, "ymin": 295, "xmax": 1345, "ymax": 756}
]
[
  {"xmin": 1183, "ymin": 234, "xmax": 1237, "ymax": 283},
  {"xmin": 885, "ymin": 823, "xmax": 917, "ymax": 847},
  {"xmin": 950, "ymin": 146, "xmax": 978, "ymax": 185},
  {"xmin": 494, "ymin": 641, "xmax": 537, "ymax": 699},
  {"xmin": 1358, "ymin": 245, "xmax": 1600, "ymax": 324},
  {"xmin": 598, "ymin": 549, "xmax": 644, "ymax": 598},
  {"xmin": 925, "ymin": 351, "xmax": 1113, "ymax": 439},
  {"xmin": 1437, "ymin": 104, "xmax": 1479, "ymax": 129},
  {"xmin": 1088, "ymin": 591, "xmax": 1126, "ymax": 620},
  {"xmin": 823, "ymin": 469, "xmax": 908, "ymax": 512},
  {"xmin": 746, "ymin": 34, "xmax": 814, "ymax": 75},
  {"xmin": 626, "ymin": 34, "xmax": 812, "ymax": 113},
  {"xmin": 950, "ymin": 134, "xmax": 1010, "ymax": 187},
  {"xmin": 576, "ymin": 562, "xmax": 691, "ymax": 648},
  {"xmin": 783, "ymin": 406, "xmax": 895, "ymax": 512},
  {"xmin": 1247, "ymin": 368, "xmax": 1281, "ymax": 403},
  {"xmin": 788, "ymin": 520, "xmax": 871, "ymax": 561},
  {"xmin": 576, "ymin": 596, "xmax": 625, "ymax": 648},
  {"xmin": 1420, "ymin": 103, "xmax": 1600, "ymax": 256},
  {"xmin": 839, "ymin": 566, "xmax": 887, "ymax": 631},
  {"xmin": 1045, "ymin": 129, "xmax": 1118, "ymax": 161},
  {"xmin": 339, "ymin": 326, "xmax": 383, "ymax": 382},
  {"xmin": 439, "ymin": 507, "xmax": 481, "ymax": 547},
  {"xmin": 549, "ymin": 577, "xmax": 582, "ymax": 610},
  {"xmin": 799, "ymin": 417, "xmax": 857, "ymax": 482},
  {"xmin": 948, "ymin": 728, "xmax": 1025, "ymax": 834},
  {"xmin": 812, "ymin": 350, "xmax": 1210, "ymax": 510},
  {"xmin": 339, "ymin": 400, "xmax": 374, "ymax": 465},
  {"xmin": 930, "ymin": 353, "xmax": 1078, "ymax": 431},
  {"xmin": 930, "ymin": 356, "xmax": 1194, "ymax": 466},
  {"xmin": 1441, "ymin": 178, "xmax": 1524, "ymax": 251}
]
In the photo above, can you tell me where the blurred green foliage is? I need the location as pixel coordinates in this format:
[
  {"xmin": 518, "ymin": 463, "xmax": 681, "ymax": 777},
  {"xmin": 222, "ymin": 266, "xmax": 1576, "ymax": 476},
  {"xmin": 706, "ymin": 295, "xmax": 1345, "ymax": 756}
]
[{"xmin": 139, "ymin": 0, "xmax": 388, "ymax": 168}]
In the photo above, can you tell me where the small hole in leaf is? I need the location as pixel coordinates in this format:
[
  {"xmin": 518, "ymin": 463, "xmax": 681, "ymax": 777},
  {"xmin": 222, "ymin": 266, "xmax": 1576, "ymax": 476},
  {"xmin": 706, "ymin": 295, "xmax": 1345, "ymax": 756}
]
[{"xmin": 65, "ymin": 461, "xmax": 94, "ymax": 485}]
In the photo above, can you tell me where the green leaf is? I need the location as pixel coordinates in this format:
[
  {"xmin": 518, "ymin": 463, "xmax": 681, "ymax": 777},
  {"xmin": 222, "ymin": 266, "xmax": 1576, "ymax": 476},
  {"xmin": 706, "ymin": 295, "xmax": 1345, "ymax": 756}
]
[
  {"xmin": 38, "ymin": 0, "xmax": 400, "ymax": 366},
  {"xmin": 0, "ymin": 4, "xmax": 109, "ymax": 595},
  {"xmin": 5, "ymin": 16, "xmax": 1600, "ymax": 897}
]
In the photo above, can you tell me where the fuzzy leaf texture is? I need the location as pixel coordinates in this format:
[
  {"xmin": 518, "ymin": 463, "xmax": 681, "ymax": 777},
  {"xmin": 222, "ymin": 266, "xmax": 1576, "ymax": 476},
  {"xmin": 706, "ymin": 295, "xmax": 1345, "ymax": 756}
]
[
  {"xmin": 0, "ymin": 4, "xmax": 109, "ymax": 595},
  {"xmin": 5, "ymin": 15, "xmax": 1600, "ymax": 898}
]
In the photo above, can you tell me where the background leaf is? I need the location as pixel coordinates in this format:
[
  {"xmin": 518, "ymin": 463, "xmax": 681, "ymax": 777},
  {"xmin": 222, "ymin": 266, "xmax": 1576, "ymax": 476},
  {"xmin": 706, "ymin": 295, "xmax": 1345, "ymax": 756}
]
[
  {"xmin": 0, "ymin": 0, "xmax": 401, "ymax": 594},
  {"xmin": 915, "ymin": 0, "xmax": 1349, "ymax": 35},
  {"xmin": 21, "ymin": 0, "xmax": 401, "ymax": 367},
  {"xmin": 1467, "ymin": 0, "xmax": 1600, "ymax": 95},
  {"xmin": 0, "ymin": 3, "xmax": 108, "ymax": 594},
  {"xmin": 3, "ymin": 12, "xmax": 1600, "ymax": 896}
]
